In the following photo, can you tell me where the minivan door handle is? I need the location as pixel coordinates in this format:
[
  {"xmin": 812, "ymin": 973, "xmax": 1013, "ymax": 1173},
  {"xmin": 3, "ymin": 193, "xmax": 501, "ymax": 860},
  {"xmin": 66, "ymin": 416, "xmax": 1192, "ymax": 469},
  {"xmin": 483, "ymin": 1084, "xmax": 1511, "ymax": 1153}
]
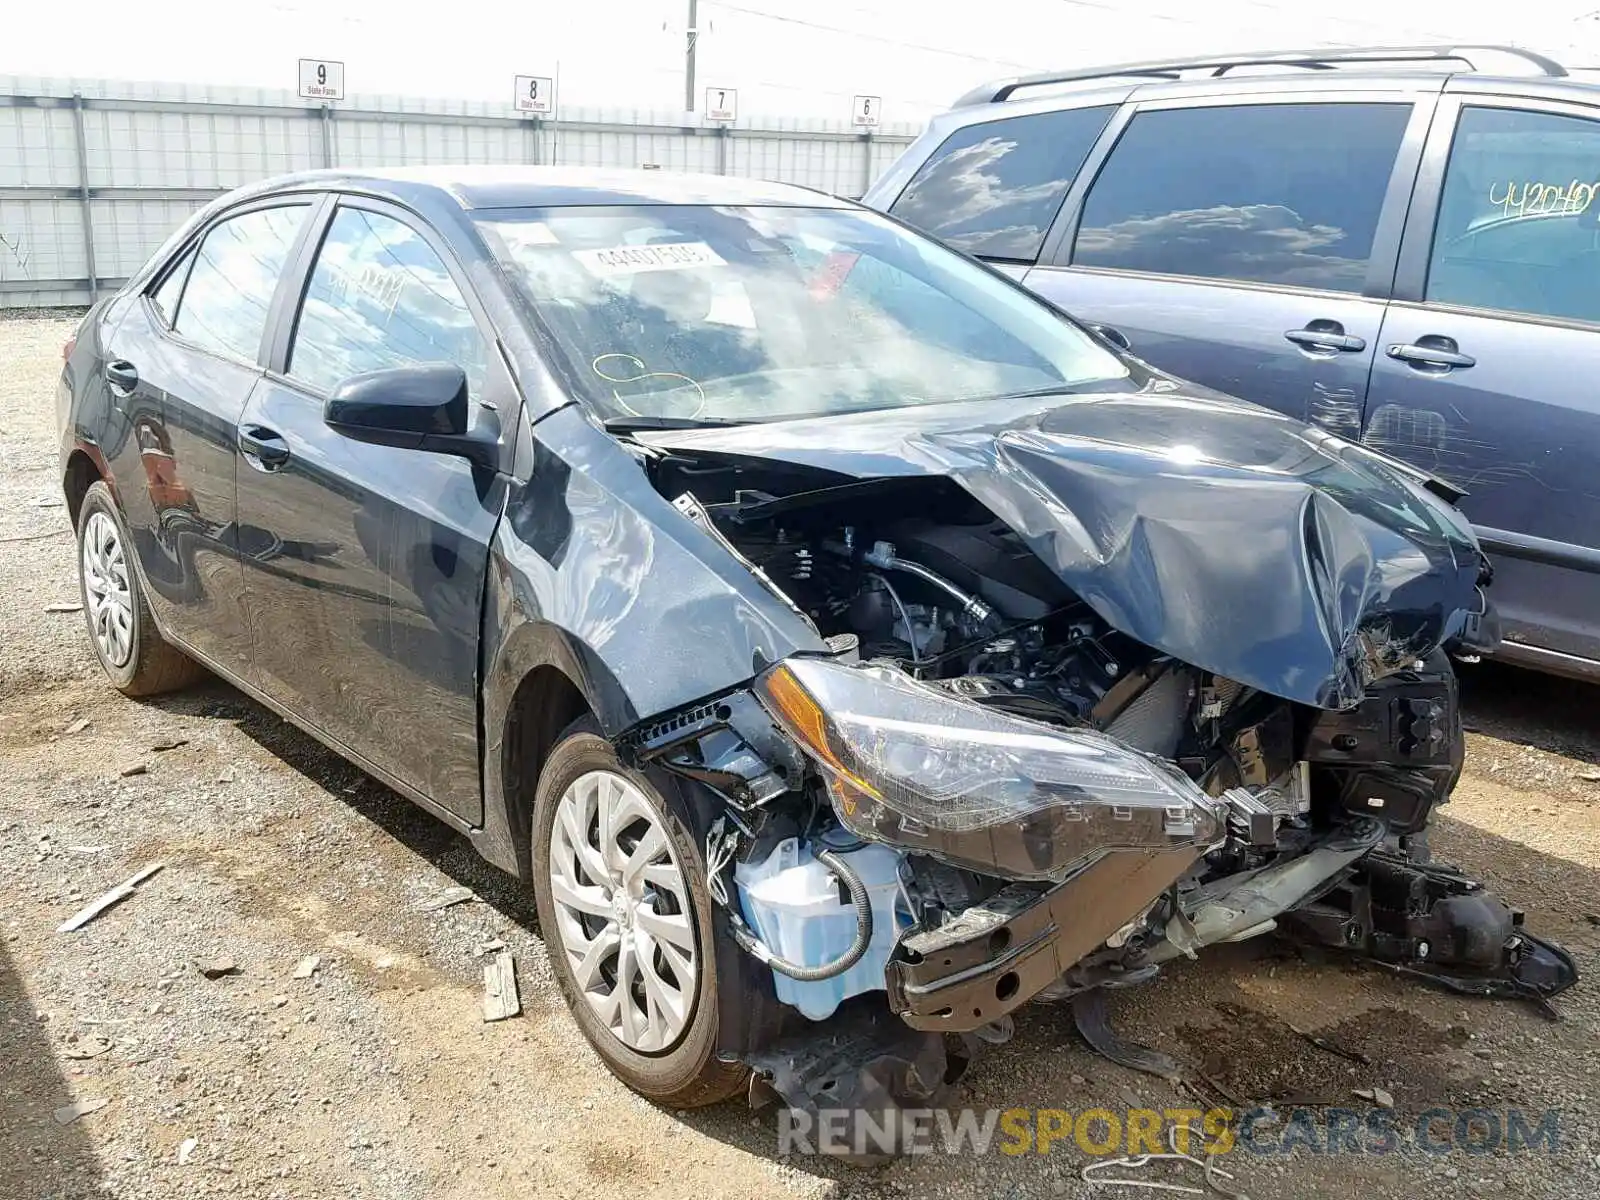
[
  {"xmin": 238, "ymin": 425, "xmax": 291, "ymax": 470},
  {"xmin": 1284, "ymin": 324, "xmax": 1366, "ymax": 353},
  {"xmin": 1387, "ymin": 337, "xmax": 1475, "ymax": 371}
]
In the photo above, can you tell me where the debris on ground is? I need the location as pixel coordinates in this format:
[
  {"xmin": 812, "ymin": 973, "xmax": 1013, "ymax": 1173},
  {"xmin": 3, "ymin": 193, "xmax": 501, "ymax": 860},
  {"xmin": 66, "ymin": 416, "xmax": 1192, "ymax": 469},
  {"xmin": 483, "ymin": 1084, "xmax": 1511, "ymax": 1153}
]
[
  {"xmin": 117, "ymin": 762, "xmax": 147, "ymax": 778},
  {"xmin": 292, "ymin": 954, "xmax": 321, "ymax": 979},
  {"xmin": 216, "ymin": 765, "xmax": 236, "ymax": 784},
  {"xmin": 474, "ymin": 937, "xmax": 506, "ymax": 956},
  {"xmin": 63, "ymin": 716, "xmax": 90, "ymax": 735},
  {"xmin": 56, "ymin": 862, "xmax": 165, "ymax": 932},
  {"xmin": 44, "ymin": 601, "xmax": 83, "ymax": 613},
  {"xmin": 483, "ymin": 952, "xmax": 520, "ymax": 1022},
  {"xmin": 196, "ymin": 956, "xmax": 240, "ymax": 980},
  {"xmin": 1354, "ymin": 1085, "xmax": 1395, "ymax": 1108},
  {"xmin": 419, "ymin": 885, "xmax": 477, "ymax": 912},
  {"xmin": 52, "ymin": 1098, "xmax": 110, "ymax": 1125},
  {"xmin": 63, "ymin": 1036, "xmax": 112, "ymax": 1060},
  {"xmin": 150, "ymin": 736, "xmax": 189, "ymax": 752},
  {"xmin": 177, "ymin": 1137, "xmax": 197, "ymax": 1165}
]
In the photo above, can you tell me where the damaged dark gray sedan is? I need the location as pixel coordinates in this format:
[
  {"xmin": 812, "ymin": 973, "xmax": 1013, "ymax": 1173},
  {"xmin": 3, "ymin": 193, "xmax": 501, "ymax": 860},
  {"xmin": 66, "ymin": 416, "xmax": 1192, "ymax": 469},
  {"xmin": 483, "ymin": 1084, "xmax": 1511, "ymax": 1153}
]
[{"xmin": 56, "ymin": 168, "xmax": 1575, "ymax": 1126}]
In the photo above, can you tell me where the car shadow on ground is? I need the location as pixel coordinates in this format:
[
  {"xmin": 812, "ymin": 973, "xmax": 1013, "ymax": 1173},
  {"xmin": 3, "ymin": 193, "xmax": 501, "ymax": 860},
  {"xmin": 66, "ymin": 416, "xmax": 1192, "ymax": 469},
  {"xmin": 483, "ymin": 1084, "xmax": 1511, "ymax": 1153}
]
[
  {"xmin": 145, "ymin": 679, "xmax": 542, "ymax": 936},
  {"xmin": 1460, "ymin": 659, "xmax": 1600, "ymax": 764},
  {"xmin": 0, "ymin": 939, "xmax": 109, "ymax": 1199}
]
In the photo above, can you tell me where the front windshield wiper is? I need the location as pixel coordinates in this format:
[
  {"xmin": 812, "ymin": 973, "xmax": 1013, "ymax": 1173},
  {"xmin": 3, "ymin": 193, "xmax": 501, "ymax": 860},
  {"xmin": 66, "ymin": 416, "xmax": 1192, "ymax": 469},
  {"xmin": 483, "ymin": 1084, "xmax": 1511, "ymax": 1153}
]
[
  {"xmin": 964, "ymin": 383, "xmax": 1102, "ymax": 404},
  {"xmin": 601, "ymin": 415, "xmax": 747, "ymax": 433}
]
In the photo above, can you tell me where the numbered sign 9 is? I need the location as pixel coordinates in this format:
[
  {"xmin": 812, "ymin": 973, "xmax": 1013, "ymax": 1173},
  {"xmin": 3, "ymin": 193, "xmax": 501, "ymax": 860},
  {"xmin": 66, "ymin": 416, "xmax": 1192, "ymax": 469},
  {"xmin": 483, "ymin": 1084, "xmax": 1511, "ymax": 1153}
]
[
  {"xmin": 297, "ymin": 59, "xmax": 345, "ymax": 101},
  {"xmin": 852, "ymin": 95, "xmax": 881, "ymax": 128},
  {"xmin": 705, "ymin": 87, "xmax": 738, "ymax": 122},
  {"xmin": 514, "ymin": 75, "xmax": 554, "ymax": 115}
]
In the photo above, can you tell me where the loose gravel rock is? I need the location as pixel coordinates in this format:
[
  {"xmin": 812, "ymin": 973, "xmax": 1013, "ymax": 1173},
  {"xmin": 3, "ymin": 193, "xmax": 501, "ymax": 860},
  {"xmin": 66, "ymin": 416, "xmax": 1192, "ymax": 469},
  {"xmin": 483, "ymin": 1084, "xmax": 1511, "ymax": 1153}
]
[{"xmin": 3, "ymin": 311, "xmax": 1598, "ymax": 1199}]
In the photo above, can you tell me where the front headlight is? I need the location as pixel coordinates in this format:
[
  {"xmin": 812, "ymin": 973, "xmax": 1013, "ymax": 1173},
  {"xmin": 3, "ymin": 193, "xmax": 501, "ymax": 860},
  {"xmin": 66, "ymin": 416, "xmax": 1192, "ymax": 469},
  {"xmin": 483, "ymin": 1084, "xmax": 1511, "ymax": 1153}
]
[{"xmin": 754, "ymin": 656, "xmax": 1223, "ymax": 881}]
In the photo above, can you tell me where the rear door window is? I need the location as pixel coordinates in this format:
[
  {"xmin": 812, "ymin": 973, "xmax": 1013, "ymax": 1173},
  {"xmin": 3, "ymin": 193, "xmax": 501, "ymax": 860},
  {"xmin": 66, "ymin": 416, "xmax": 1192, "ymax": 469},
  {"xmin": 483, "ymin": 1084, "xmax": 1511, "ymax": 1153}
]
[
  {"xmin": 1072, "ymin": 103, "xmax": 1412, "ymax": 293},
  {"xmin": 889, "ymin": 105, "xmax": 1115, "ymax": 261},
  {"xmin": 173, "ymin": 205, "xmax": 309, "ymax": 361},
  {"xmin": 1425, "ymin": 105, "xmax": 1600, "ymax": 325}
]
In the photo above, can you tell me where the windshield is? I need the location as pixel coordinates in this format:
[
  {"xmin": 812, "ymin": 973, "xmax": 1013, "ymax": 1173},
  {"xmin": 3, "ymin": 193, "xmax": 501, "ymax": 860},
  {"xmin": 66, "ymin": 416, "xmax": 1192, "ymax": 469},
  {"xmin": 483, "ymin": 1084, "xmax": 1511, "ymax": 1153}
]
[{"xmin": 476, "ymin": 204, "xmax": 1128, "ymax": 424}]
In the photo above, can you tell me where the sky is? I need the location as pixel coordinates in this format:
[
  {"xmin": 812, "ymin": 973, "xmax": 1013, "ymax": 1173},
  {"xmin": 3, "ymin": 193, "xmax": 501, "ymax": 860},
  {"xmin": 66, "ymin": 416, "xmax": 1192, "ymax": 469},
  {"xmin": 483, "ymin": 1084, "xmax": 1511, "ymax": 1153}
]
[{"xmin": 6, "ymin": 0, "xmax": 1600, "ymax": 124}]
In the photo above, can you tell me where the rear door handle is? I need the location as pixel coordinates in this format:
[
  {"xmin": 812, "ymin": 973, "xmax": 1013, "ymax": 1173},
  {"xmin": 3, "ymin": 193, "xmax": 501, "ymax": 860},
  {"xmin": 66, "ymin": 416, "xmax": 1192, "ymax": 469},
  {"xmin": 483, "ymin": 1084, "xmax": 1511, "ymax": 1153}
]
[
  {"xmin": 1386, "ymin": 339, "xmax": 1476, "ymax": 370},
  {"xmin": 1284, "ymin": 326, "xmax": 1366, "ymax": 353},
  {"xmin": 238, "ymin": 425, "xmax": 291, "ymax": 470},
  {"xmin": 105, "ymin": 360, "xmax": 139, "ymax": 394}
]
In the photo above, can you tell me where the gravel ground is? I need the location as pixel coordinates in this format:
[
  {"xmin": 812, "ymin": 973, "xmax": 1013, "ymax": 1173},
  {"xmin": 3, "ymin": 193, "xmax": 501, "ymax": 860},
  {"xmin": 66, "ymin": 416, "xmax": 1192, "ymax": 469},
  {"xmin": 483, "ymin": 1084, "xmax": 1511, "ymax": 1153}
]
[{"xmin": 3, "ymin": 309, "xmax": 1599, "ymax": 1200}]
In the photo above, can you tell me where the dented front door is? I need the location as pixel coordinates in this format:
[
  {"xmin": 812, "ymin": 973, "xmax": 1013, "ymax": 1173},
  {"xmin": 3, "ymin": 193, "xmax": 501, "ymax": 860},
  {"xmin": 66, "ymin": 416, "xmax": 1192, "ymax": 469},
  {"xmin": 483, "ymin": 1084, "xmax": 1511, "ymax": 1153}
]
[{"xmin": 1363, "ymin": 91, "xmax": 1600, "ymax": 666}]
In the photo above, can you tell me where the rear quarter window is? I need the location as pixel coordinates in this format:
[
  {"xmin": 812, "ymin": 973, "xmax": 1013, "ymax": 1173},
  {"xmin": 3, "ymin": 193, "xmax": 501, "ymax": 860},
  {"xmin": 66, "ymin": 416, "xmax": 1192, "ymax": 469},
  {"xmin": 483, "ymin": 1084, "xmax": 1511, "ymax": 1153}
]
[{"xmin": 888, "ymin": 105, "xmax": 1115, "ymax": 262}]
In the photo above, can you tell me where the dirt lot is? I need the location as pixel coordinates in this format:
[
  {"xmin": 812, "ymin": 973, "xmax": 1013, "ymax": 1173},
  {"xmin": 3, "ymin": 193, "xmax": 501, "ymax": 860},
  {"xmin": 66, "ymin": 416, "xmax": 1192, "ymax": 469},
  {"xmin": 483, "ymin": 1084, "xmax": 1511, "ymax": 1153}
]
[{"xmin": 3, "ymin": 310, "xmax": 1599, "ymax": 1200}]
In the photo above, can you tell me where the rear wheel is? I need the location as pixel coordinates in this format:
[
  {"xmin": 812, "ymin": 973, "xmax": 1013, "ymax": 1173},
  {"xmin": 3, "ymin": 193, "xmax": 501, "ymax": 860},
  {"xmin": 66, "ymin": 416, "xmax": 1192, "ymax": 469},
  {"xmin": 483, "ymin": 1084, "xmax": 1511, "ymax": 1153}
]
[
  {"xmin": 76, "ymin": 481, "xmax": 205, "ymax": 697},
  {"xmin": 531, "ymin": 717, "xmax": 747, "ymax": 1107}
]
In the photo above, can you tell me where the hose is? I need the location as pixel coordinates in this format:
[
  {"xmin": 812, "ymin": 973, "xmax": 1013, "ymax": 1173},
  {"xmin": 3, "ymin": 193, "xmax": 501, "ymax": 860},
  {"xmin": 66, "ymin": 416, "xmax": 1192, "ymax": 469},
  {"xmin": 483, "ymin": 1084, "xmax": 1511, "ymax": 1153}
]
[{"xmin": 727, "ymin": 848, "xmax": 875, "ymax": 981}]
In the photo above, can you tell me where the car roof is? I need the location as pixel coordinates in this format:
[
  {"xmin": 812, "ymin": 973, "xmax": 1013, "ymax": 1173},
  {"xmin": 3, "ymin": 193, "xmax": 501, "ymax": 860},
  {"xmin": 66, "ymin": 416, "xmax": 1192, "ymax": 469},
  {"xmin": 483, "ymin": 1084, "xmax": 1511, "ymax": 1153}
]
[{"xmin": 237, "ymin": 166, "xmax": 854, "ymax": 212}]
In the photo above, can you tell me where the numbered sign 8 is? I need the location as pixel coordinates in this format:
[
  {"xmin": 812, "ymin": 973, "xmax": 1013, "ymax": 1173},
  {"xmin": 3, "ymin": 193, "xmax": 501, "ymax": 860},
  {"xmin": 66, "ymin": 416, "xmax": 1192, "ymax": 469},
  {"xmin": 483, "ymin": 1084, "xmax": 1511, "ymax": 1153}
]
[
  {"xmin": 297, "ymin": 59, "xmax": 345, "ymax": 101},
  {"xmin": 852, "ymin": 95, "xmax": 882, "ymax": 128},
  {"xmin": 705, "ymin": 87, "xmax": 738, "ymax": 122},
  {"xmin": 514, "ymin": 76, "xmax": 554, "ymax": 115}
]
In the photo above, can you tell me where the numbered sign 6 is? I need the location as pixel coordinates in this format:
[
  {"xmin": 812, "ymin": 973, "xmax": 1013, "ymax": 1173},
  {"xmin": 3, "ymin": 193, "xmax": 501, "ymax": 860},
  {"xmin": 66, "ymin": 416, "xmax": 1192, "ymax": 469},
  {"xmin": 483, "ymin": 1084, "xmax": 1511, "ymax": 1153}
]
[
  {"xmin": 297, "ymin": 59, "xmax": 345, "ymax": 101},
  {"xmin": 514, "ymin": 76, "xmax": 554, "ymax": 115},
  {"xmin": 852, "ymin": 95, "xmax": 882, "ymax": 128},
  {"xmin": 705, "ymin": 87, "xmax": 738, "ymax": 122}
]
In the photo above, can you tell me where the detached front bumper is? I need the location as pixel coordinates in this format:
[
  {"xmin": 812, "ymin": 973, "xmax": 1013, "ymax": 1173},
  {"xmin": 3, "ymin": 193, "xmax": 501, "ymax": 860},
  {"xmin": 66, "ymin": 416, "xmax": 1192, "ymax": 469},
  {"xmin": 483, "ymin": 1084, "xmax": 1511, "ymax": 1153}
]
[{"xmin": 886, "ymin": 847, "xmax": 1199, "ymax": 1032}]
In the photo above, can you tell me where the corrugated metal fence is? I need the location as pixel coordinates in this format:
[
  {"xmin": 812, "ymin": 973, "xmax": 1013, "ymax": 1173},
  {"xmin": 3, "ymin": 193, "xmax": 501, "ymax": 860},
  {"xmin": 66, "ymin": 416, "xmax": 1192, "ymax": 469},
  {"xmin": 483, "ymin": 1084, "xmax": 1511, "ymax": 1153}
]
[{"xmin": 0, "ymin": 76, "xmax": 921, "ymax": 308}]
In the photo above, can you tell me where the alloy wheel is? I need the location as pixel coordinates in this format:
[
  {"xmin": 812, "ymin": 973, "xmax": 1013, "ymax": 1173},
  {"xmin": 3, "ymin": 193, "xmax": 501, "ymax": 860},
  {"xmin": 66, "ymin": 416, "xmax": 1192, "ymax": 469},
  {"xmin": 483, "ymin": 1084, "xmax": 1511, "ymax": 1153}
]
[
  {"xmin": 81, "ymin": 511, "xmax": 134, "ymax": 669},
  {"xmin": 548, "ymin": 769, "xmax": 698, "ymax": 1053}
]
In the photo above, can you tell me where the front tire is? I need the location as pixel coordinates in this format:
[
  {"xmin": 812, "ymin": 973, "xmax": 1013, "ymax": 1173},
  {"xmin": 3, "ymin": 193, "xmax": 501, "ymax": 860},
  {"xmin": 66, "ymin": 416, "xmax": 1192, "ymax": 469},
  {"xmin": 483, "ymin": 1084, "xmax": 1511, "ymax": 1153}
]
[
  {"xmin": 76, "ymin": 481, "xmax": 205, "ymax": 697},
  {"xmin": 531, "ymin": 717, "xmax": 747, "ymax": 1107}
]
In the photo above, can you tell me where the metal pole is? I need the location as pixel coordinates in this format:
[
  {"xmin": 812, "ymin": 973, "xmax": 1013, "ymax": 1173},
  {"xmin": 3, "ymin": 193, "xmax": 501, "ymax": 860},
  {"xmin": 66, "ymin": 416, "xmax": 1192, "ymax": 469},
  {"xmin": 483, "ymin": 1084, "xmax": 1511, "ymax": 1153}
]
[
  {"xmin": 320, "ymin": 104, "xmax": 334, "ymax": 167},
  {"xmin": 860, "ymin": 131, "xmax": 874, "ymax": 199},
  {"xmin": 70, "ymin": 94, "xmax": 99, "ymax": 302},
  {"xmin": 685, "ymin": 0, "xmax": 699, "ymax": 112},
  {"xmin": 717, "ymin": 125, "xmax": 729, "ymax": 175}
]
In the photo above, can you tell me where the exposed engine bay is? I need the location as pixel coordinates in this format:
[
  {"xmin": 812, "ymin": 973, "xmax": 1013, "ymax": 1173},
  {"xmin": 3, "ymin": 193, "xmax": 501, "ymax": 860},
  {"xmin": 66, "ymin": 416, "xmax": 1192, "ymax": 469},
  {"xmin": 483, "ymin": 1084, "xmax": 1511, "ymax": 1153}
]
[{"xmin": 619, "ymin": 450, "xmax": 1577, "ymax": 1144}]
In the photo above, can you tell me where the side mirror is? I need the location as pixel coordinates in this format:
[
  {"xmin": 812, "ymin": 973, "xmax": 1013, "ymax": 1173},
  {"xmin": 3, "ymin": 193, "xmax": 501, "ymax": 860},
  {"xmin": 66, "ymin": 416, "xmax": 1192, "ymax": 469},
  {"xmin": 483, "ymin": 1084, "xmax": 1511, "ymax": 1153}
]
[{"xmin": 323, "ymin": 364, "xmax": 498, "ymax": 470}]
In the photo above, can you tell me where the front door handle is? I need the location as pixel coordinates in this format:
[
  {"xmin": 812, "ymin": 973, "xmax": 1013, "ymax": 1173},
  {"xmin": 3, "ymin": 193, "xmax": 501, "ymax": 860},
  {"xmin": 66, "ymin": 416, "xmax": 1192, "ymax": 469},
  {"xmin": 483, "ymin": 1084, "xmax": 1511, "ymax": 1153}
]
[
  {"xmin": 238, "ymin": 425, "xmax": 291, "ymax": 470},
  {"xmin": 1387, "ymin": 337, "xmax": 1476, "ymax": 371},
  {"xmin": 105, "ymin": 360, "xmax": 139, "ymax": 394},
  {"xmin": 1284, "ymin": 324, "xmax": 1366, "ymax": 353}
]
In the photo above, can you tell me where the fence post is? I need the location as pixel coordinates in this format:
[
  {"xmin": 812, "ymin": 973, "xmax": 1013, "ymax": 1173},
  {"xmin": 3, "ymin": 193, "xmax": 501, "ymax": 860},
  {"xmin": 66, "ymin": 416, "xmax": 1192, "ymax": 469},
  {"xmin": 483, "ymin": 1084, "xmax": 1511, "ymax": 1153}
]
[
  {"xmin": 859, "ymin": 131, "xmax": 874, "ymax": 200},
  {"xmin": 320, "ymin": 104, "xmax": 335, "ymax": 167},
  {"xmin": 526, "ymin": 116, "xmax": 541, "ymax": 165},
  {"xmin": 717, "ymin": 125, "xmax": 729, "ymax": 175},
  {"xmin": 70, "ymin": 93, "xmax": 99, "ymax": 302}
]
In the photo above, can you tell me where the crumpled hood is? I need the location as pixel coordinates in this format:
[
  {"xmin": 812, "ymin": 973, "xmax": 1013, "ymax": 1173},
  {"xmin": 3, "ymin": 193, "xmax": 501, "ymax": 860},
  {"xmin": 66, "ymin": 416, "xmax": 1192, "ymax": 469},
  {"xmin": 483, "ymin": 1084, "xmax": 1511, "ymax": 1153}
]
[{"xmin": 637, "ymin": 383, "xmax": 1490, "ymax": 709}]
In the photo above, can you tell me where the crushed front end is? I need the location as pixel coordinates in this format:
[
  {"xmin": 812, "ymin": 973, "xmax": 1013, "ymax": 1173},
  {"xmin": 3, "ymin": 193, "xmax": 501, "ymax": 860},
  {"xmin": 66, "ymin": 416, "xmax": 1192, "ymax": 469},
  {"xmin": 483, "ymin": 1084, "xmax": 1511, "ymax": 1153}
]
[{"xmin": 616, "ymin": 400, "xmax": 1578, "ymax": 1146}]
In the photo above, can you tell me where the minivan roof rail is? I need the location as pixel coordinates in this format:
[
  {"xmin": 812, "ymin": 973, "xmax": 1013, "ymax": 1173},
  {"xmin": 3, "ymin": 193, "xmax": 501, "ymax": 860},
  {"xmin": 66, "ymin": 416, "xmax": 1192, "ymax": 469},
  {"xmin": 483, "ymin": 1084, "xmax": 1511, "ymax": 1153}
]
[{"xmin": 957, "ymin": 45, "xmax": 1568, "ymax": 107}]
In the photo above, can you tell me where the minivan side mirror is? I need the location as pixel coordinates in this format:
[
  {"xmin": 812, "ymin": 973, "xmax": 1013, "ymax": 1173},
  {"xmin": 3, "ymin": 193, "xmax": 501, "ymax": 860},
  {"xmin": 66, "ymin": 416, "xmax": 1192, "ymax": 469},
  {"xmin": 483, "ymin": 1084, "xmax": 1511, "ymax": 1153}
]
[{"xmin": 323, "ymin": 364, "xmax": 498, "ymax": 470}]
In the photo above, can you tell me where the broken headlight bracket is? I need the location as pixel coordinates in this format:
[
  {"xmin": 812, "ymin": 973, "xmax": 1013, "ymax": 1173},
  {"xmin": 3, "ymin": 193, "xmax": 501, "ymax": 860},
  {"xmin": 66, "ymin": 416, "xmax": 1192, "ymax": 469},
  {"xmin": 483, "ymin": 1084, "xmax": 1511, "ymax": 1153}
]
[{"xmin": 619, "ymin": 691, "xmax": 804, "ymax": 809}]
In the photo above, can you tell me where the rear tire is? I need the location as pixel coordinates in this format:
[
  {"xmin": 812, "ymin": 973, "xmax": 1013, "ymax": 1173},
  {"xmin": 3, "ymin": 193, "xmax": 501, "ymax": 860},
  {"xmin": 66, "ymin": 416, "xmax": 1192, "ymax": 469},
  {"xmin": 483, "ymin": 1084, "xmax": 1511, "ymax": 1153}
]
[
  {"xmin": 76, "ymin": 481, "xmax": 205, "ymax": 697},
  {"xmin": 531, "ymin": 716, "xmax": 748, "ymax": 1107}
]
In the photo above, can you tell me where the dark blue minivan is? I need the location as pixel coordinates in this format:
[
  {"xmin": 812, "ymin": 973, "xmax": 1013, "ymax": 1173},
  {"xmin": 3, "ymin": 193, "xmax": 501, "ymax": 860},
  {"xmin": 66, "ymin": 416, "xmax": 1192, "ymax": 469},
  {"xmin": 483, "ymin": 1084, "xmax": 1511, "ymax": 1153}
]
[{"xmin": 867, "ymin": 45, "xmax": 1600, "ymax": 681}]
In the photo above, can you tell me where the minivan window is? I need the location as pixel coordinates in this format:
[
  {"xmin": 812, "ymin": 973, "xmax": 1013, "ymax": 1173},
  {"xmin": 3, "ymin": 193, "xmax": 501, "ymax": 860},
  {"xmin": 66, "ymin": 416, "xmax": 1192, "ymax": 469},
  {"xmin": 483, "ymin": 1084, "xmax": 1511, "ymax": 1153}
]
[
  {"xmin": 478, "ymin": 204, "xmax": 1128, "ymax": 424},
  {"xmin": 1073, "ymin": 103, "xmax": 1411, "ymax": 293},
  {"xmin": 289, "ymin": 207, "xmax": 488, "ymax": 396},
  {"xmin": 889, "ymin": 106, "xmax": 1115, "ymax": 261},
  {"xmin": 173, "ymin": 205, "xmax": 308, "ymax": 361},
  {"xmin": 1426, "ymin": 105, "xmax": 1600, "ymax": 326}
]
